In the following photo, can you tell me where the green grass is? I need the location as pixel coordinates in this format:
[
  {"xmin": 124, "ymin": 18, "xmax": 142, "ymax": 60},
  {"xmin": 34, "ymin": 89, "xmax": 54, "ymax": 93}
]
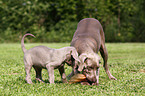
[{"xmin": 0, "ymin": 43, "xmax": 145, "ymax": 96}]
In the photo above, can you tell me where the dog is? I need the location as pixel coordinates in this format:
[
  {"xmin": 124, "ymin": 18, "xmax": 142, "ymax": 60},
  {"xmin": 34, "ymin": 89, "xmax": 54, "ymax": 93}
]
[
  {"xmin": 69, "ymin": 18, "xmax": 117, "ymax": 85},
  {"xmin": 21, "ymin": 33, "xmax": 80, "ymax": 84}
]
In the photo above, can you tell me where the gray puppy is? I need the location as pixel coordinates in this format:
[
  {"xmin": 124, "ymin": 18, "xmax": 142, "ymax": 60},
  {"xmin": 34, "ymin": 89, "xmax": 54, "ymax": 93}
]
[{"xmin": 21, "ymin": 33, "xmax": 80, "ymax": 84}]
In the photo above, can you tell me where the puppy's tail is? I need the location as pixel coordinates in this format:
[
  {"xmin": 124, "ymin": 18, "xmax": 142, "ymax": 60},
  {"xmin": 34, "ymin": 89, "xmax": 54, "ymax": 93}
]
[{"xmin": 21, "ymin": 33, "xmax": 35, "ymax": 53}]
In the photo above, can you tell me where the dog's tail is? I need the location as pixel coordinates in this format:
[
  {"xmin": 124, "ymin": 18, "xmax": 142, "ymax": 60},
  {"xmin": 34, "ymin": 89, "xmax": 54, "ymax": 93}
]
[{"xmin": 21, "ymin": 33, "xmax": 35, "ymax": 53}]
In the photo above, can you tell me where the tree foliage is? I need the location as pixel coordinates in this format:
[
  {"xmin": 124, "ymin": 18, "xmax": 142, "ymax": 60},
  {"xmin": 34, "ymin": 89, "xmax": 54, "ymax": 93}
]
[{"xmin": 0, "ymin": 0, "xmax": 145, "ymax": 43}]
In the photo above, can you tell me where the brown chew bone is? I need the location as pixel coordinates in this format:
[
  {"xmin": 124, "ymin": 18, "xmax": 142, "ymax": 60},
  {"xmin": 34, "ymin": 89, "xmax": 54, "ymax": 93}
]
[{"xmin": 69, "ymin": 74, "xmax": 86, "ymax": 84}]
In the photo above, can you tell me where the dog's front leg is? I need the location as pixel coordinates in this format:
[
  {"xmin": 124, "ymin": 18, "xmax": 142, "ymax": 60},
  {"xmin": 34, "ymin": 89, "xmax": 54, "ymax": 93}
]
[
  {"xmin": 58, "ymin": 65, "xmax": 67, "ymax": 83},
  {"xmin": 46, "ymin": 64, "xmax": 55, "ymax": 84}
]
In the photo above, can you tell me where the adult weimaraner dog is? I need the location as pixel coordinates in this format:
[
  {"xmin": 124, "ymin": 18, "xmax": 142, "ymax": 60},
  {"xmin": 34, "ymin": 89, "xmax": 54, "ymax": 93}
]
[
  {"xmin": 21, "ymin": 33, "xmax": 80, "ymax": 84},
  {"xmin": 69, "ymin": 18, "xmax": 117, "ymax": 85}
]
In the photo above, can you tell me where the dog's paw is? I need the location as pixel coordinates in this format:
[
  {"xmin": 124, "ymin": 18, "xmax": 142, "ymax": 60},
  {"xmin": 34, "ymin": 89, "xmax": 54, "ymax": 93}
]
[
  {"xmin": 109, "ymin": 76, "xmax": 117, "ymax": 80},
  {"xmin": 27, "ymin": 81, "xmax": 33, "ymax": 84},
  {"xmin": 36, "ymin": 78, "xmax": 45, "ymax": 83}
]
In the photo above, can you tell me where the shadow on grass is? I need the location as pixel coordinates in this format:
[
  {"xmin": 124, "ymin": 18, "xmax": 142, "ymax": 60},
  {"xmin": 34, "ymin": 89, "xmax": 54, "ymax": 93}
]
[
  {"xmin": 16, "ymin": 75, "xmax": 108, "ymax": 85},
  {"xmin": 31, "ymin": 79, "xmax": 63, "ymax": 84},
  {"xmin": 16, "ymin": 76, "xmax": 66, "ymax": 84}
]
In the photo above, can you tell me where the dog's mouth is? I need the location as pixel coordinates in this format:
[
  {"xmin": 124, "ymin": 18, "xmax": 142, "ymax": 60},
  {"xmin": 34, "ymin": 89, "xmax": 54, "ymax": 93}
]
[
  {"xmin": 81, "ymin": 78, "xmax": 98, "ymax": 85},
  {"xmin": 81, "ymin": 69, "xmax": 98, "ymax": 85}
]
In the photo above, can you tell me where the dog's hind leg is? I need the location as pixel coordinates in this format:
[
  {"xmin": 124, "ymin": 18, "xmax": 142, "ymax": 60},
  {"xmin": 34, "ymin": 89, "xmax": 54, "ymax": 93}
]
[
  {"xmin": 33, "ymin": 66, "xmax": 44, "ymax": 83},
  {"xmin": 24, "ymin": 59, "xmax": 33, "ymax": 84}
]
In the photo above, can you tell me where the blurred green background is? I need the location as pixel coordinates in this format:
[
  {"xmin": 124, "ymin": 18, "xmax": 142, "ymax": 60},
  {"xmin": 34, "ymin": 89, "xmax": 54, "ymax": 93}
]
[{"xmin": 0, "ymin": 0, "xmax": 145, "ymax": 43}]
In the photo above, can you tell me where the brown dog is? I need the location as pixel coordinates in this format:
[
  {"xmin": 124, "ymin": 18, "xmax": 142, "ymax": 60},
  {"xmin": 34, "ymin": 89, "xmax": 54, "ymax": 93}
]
[{"xmin": 69, "ymin": 18, "xmax": 117, "ymax": 85}]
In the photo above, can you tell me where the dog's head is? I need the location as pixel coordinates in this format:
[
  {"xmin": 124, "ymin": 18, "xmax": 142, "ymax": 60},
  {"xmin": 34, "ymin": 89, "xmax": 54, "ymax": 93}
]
[{"xmin": 78, "ymin": 53, "xmax": 100, "ymax": 85}]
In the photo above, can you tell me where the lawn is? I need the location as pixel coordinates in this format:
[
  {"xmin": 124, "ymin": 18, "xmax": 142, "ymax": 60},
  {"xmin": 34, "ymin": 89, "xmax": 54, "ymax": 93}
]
[{"xmin": 0, "ymin": 43, "xmax": 145, "ymax": 96}]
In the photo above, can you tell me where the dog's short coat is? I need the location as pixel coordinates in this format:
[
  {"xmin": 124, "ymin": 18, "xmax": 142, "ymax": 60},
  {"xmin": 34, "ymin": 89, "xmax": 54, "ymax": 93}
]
[
  {"xmin": 21, "ymin": 33, "xmax": 80, "ymax": 84},
  {"xmin": 69, "ymin": 18, "xmax": 117, "ymax": 85}
]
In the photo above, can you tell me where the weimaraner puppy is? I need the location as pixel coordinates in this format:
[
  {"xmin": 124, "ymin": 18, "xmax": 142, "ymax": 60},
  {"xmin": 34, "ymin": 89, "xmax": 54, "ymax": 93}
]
[
  {"xmin": 69, "ymin": 18, "xmax": 117, "ymax": 85},
  {"xmin": 21, "ymin": 33, "xmax": 80, "ymax": 84}
]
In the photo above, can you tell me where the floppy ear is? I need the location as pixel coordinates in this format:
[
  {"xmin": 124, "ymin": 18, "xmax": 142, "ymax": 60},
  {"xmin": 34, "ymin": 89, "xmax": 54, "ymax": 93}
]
[
  {"xmin": 94, "ymin": 54, "xmax": 101, "ymax": 67},
  {"xmin": 78, "ymin": 53, "xmax": 87, "ymax": 71},
  {"xmin": 71, "ymin": 49, "xmax": 81, "ymax": 63}
]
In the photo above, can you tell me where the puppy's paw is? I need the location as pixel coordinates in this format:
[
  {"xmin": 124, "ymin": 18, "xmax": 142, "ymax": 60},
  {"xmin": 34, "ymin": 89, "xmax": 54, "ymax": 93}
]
[
  {"xmin": 27, "ymin": 81, "xmax": 33, "ymax": 84},
  {"xmin": 36, "ymin": 78, "xmax": 45, "ymax": 83}
]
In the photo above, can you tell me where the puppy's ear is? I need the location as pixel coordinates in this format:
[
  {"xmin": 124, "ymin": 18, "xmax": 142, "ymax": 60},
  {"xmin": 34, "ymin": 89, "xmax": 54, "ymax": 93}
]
[
  {"xmin": 78, "ymin": 53, "xmax": 87, "ymax": 71},
  {"xmin": 71, "ymin": 48, "xmax": 80, "ymax": 63}
]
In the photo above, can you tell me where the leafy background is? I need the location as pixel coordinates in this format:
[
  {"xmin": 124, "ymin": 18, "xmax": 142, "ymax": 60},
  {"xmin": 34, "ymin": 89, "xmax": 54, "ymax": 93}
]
[{"xmin": 0, "ymin": 0, "xmax": 145, "ymax": 43}]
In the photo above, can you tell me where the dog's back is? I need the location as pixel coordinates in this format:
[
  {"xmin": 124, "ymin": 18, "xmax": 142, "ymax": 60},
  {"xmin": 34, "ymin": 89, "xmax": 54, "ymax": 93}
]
[
  {"xmin": 71, "ymin": 18, "xmax": 102, "ymax": 54},
  {"xmin": 24, "ymin": 46, "xmax": 54, "ymax": 68}
]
